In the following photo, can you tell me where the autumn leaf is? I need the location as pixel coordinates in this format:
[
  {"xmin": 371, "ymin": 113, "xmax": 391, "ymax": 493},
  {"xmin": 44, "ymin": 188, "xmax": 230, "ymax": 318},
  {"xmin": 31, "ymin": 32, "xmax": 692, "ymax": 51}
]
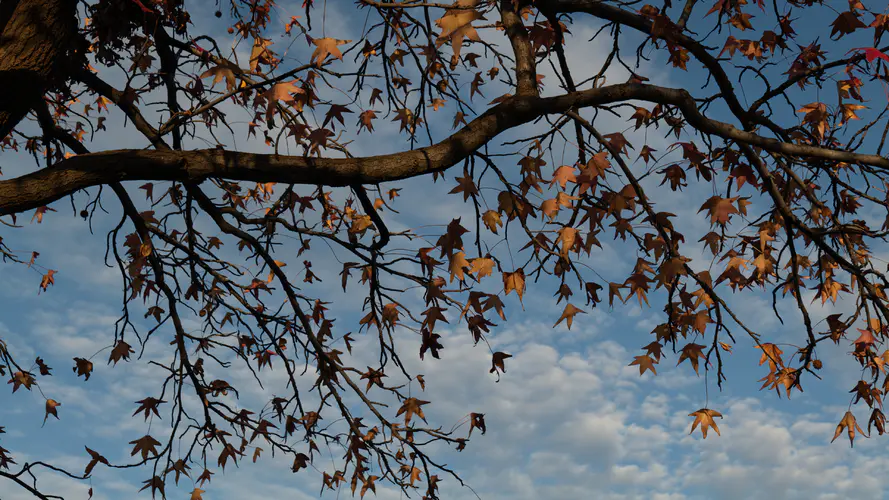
[
  {"xmin": 109, "ymin": 340, "xmax": 134, "ymax": 365},
  {"xmin": 848, "ymin": 47, "xmax": 889, "ymax": 63},
  {"xmin": 503, "ymin": 269, "xmax": 526, "ymax": 303},
  {"xmin": 199, "ymin": 65, "xmax": 236, "ymax": 91},
  {"xmin": 482, "ymin": 210, "xmax": 502, "ymax": 234},
  {"xmin": 830, "ymin": 11, "xmax": 866, "ymax": 39},
  {"xmin": 688, "ymin": 408, "xmax": 723, "ymax": 438},
  {"xmin": 629, "ymin": 355, "xmax": 658, "ymax": 375},
  {"xmin": 677, "ymin": 343, "xmax": 707, "ymax": 375},
  {"xmin": 139, "ymin": 475, "xmax": 165, "ymax": 498},
  {"xmin": 435, "ymin": 7, "xmax": 485, "ymax": 66},
  {"xmin": 489, "ymin": 351, "xmax": 511, "ymax": 374},
  {"xmin": 263, "ymin": 80, "xmax": 304, "ymax": 120},
  {"xmin": 133, "ymin": 397, "xmax": 166, "ymax": 421},
  {"xmin": 832, "ymin": 411, "xmax": 867, "ymax": 447},
  {"xmin": 396, "ymin": 397, "xmax": 429, "ymax": 425},
  {"xmin": 129, "ymin": 435, "xmax": 162, "ymax": 461},
  {"xmin": 39, "ymin": 269, "xmax": 57, "ymax": 293},
  {"xmin": 166, "ymin": 459, "xmax": 191, "ymax": 485},
  {"xmin": 43, "ymin": 399, "xmax": 60, "ymax": 424},
  {"xmin": 550, "ymin": 165, "xmax": 578, "ymax": 189},
  {"xmin": 310, "ymin": 38, "xmax": 350, "ymax": 65},
  {"xmin": 249, "ymin": 37, "xmax": 274, "ymax": 72},
  {"xmin": 553, "ymin": 303, "xmax": 585, "ymax": 329},
  {"xmin": 73, "ymin": 357, "xmax": 93, "ymax": 380},
  {"xmin": 469, "ymin": 256, "xmax": 495, "ymax": 279},
  {"xmin": 84, "ymin": 447, "xmax": 109, "ymax": 476}
]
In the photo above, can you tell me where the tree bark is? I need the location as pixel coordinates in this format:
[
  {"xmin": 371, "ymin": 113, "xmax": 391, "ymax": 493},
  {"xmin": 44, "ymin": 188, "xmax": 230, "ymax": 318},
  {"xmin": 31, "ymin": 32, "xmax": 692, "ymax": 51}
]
[
  {"xmin": 0, "ymin": 0, "xmax": 78, "ymax": 140},
  {"xmin": 4, "ymin": 82, "xmax": 889, "ymax": 217}
]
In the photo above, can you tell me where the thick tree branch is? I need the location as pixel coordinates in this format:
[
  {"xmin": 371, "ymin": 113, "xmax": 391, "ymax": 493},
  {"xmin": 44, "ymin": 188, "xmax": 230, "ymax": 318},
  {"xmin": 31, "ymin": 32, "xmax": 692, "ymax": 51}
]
[
  {"xmin": 4, "ymin": 82, "xmax": 889, "ymax": 216},
  {"xmin": 0, "ymin": 0, "xmax": 79, "ymax": 140}
]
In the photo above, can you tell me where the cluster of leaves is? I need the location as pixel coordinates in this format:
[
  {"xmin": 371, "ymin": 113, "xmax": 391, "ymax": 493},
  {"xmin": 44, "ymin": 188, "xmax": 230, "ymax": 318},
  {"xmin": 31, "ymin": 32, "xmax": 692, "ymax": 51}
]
[{"xmin": 4, "ymin": 0, "xmax": 889, "ymax": 497}]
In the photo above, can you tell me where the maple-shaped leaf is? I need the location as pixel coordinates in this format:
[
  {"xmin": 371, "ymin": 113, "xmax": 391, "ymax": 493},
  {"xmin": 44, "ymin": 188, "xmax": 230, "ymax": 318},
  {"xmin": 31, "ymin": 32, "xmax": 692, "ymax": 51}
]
[
  {"xmin": 199, "ymin": 65, "xmax": 236, "ymax": 91},
  {"xmin": 449, "ymin": 171, "xmax": 478, "ymax": 201},
  {"xmin": 419, "ymin": 329, "xmax": 444, "ymax": 360},
  {"xmin": 8, "ymin": 371, "xmax": 35, "ymax": 393},
  {"xmin": 357, "ymin": 109, "xmax": 377, "ymax": 133},
  {"xmin": 435, "ymin": 7, "xmax": 485, "ymax": 66},
  {"xmin": 688, "ymin": 408, "xmax": 723, "ymax": 438},
  {"xmin": 217, "ymin": 443, "xmax": 241, "ymax": 470},
  {"xmin": 831, "ymin": 410, "xmax": 867, "ymax": 447},
  {"xmin": 396, "ymin": 397, "xmax": 430, "ymax": 425},
  {"xmin": 263, "ymin": 80, "xmax": 304, "ymax": 120},
  {"xmin": 838, "ymin": 103, "xmax": 866, "ymax": 125},
  {"xmin": 360, "ymin": 475, "xmax": 378, "ymax": 499},
  {"xmin": 108, "ymin": 340, "xmax": 134, "ymax": 365},
  {"xmin": 550, "ymin": 165, "xmax": 578, "ymax": 189},
  {"xmin": 323, "ymin": 103, "xmax": 352, "ymax": 130},
  {"xmin": 677, "ymin": 343, "xmax": 707, "ymax": 375},
  {"xmin": 852, "ymin": 328, "xmax": 878, "ymax": 349},
  {"xmin": 310, "ymin": 38, "xmax": 350, "ymax": 65},
  {"xmin": 848, "ymin": 47, "xmax": 889, "ymax": 63},
  {"xmin": 469, "ymin": 257, "xmax": 495, "ymax": 279},
  {"xmin": 448, "ymin": 251, "xmax": 471, "ymax": 283},
  {"xmin": 629, "ymin": 355, "xmax": 658, "ymax": 375},
  {"xmin": 139, "ymin": 475, "xmax": 165, "ymax": 498},
  {"xmin": 191, "ymin": 488, "xmax": 206, "ymax": 500},
  {"xmin": 830, "ymin": 11, "xmax": 866, "ymax": 39},
  {"xmin": 196, "ymin": 468, "xmax": 214, "ymax": 486},
  {"xmin": 133, "ymin": 397, "xmax": 166, "ymax": 421},
  {"xmin": 73, "ymin": 357, "xmax": 93, "ymax": 380},
  {"xmin": 249, "ymin": 37, "xmax": 275, "ymax": 72},
  {"xmin": 554, "ymin": 303, "xmax": 585, "ymax": 329},
  {"xmin": 84, "ymin": 447, "xmax": 109, "ymax": 476},
  {"xmin": 165, "ymin": 459, "xmax": 191, "ymax": 485},
  {"xmin": 502, "ymin": 269, "xmax": 526, "ymax": 303},
  {"xmin": 698, "ymin": 196, "xmax": 739, "ymax": 224},
  {"xmin": 129, "ymin": 435, "xmax": 162, "ymax": 461},
  {"xmin": 482, "ymin": 210, "xmax": 502, "ymax": 234}
]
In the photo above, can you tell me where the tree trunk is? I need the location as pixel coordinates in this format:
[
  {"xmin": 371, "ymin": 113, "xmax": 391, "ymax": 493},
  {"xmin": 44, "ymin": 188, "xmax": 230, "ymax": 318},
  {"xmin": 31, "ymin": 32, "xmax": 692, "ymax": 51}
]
[{"xmin": 0, "ymin": 0, "xmax": 78, "ymax": 140}]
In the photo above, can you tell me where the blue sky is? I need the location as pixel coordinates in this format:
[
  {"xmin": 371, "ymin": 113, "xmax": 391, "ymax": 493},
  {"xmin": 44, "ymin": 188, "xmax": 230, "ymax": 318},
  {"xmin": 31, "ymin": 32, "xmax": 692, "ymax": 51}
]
[{"xmin": 3, "ymin": 0, "xmax": 889, "ymax": 499}]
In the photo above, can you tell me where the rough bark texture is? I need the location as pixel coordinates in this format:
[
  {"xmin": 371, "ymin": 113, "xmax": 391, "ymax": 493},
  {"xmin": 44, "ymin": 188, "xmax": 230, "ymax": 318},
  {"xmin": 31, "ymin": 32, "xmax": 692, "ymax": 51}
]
[
  {"xmin": 4, "ymin": 81, "xmax": 889, "ymax": 216},
  {"xmin": 0, "ymin": 0, "xmax": 78, "ymax": 140}
]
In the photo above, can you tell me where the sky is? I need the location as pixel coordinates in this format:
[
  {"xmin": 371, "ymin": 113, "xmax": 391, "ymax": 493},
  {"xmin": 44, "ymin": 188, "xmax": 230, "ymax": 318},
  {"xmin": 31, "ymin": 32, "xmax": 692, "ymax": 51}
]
[{"xmin": 3, "ymin": 0, "xmax": 889, "ymax": 499}]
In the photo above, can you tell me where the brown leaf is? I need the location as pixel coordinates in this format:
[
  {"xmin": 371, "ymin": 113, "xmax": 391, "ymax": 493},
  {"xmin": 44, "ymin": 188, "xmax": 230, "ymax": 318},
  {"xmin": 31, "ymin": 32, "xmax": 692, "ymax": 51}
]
[
  {"xmin": 109, "ymin": 340, "xmax": 135, "ymax": 365},
  {"xmin": 129, "ymin": 435, "xmax": 162, "ymax": 461},
  {"xmin": 629, "ymin": 355, "xmax": 658, "ymax": 375},
  {"xmin": 41, "ymin": 399, "xmax": 61, "ymax": 425},
  {"xmin": 396, "ymin": 397, "xmax": 430, "ymax": 425},
  {"xmin": 553, "ymin": 303, "xmax": 585, "ymax": 329},
  {"xmin": 84, "ymin": 447, "xmax": 109, "ymax": 476},
  {"xmin": 831, "ymin": 410, "xmax": 867, "ymax": 447},
  {"xmin": 489, "ymin": 351, "xmax": 511, "ymax": 374},
  {"xmin": 73, "ymin": 357, "xmax": 93, "ymax": 381},
  {"xmin": 688, "ymin": 408, "xmax": 723, "ymax": 438},
  {"xmin": 502, "ymin": 269, "xmax": 526, "ymax": 303},
  {"xmin": 311, "ymin": 38, "xmax": 350, "ymax": 65}
]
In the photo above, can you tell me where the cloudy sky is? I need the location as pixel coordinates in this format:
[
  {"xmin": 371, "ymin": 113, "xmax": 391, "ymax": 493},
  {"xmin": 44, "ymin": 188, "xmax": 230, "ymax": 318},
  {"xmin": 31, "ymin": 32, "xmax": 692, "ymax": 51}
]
[{"xmin": 2, "ymin": 0, "xmax": 889, "ymax": 499}]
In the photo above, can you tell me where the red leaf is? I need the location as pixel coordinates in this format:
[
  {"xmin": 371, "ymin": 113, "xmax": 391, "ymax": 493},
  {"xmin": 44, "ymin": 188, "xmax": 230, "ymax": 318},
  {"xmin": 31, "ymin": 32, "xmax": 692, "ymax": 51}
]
[{"xmin": 848, "ymin": 47, "xmax": 889, "ymax": 63}]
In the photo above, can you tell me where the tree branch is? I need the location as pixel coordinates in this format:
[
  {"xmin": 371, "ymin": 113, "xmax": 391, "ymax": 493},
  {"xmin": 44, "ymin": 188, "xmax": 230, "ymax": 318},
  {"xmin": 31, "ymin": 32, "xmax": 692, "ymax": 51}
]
[{"xmin": 3, "ymin": 82, "xmax": 889, "ymax": 217}]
